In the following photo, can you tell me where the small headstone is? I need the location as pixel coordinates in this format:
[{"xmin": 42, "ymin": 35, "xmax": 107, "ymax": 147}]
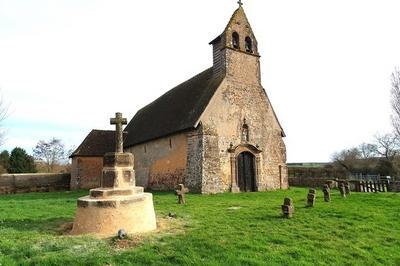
[
  {"xmin": 339, "ymin": 182, "xmax": 346, "ymax": 198},
  {"xmin": 175, "ymin": 184, "xmax": 189, "ymax": 204},
  {"xmin": 323, "ymin": 184, "xmax": 331, "ymax": 202},
  {"xmin": 118, "ymin": 229, "xmax": 127, "ymax": 239},
  {"xmin": 307, "ymin": 189, "xmax": 316, "ymax": 207},
  {"xmin": 344, "ymin": 181, "xmax": 351, "ymax": 196},
  {"xmin": 281, "ymin": 197, "xmax": 294, "ymax": 218},
  {"xmin": 325, "ymin": 180, "xmax": 335, "ymax": 189}
]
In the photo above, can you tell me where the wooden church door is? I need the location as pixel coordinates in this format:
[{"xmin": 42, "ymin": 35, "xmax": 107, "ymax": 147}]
[{"xmin": 237, "ymin": 152, "xmax": 256, "ymax": 192}]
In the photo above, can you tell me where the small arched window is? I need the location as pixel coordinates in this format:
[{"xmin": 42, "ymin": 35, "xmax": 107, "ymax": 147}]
[
  {"xmin": 232, "ymin": 32, "xmax": 240, "ymax": 49},
  {"xmin": 245, "ymin": 37, "xmax": 253, "ymax": 53}
]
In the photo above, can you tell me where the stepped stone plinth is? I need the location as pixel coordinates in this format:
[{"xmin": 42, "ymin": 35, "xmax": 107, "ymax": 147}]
[{"xmin": 71, "ymin": 113, "xmax": 157, "ymax": 236}]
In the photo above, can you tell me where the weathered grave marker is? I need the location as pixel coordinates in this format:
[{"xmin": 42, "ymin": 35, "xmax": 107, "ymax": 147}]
[
  {"xmin": 344, "ymin": 181, "xmax": 351, "ymax": 196},
  {"xmin": 323, "ymin": 184, "xmax": 331, "ymax": 202},
  {"xmin": 175, "ymin": 184, "xmax": 189, "ymax": 204},
  {"xmin": 307, "ymin": 189, "xmax": 316, "ymax": 207},
  {"xmin": 339, "ymin": 182, "xmax": 346, "ymax": 198},
  {"xmin": 281, "ymin": 197, "xmax": 294, "ymax": 218}
]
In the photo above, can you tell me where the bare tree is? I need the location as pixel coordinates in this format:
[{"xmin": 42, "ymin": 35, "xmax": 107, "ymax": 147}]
[
  {"xmin": 373, "ymin": 134, "xmax": 400, "ymax": 160},
  {"xmin": 358, "ymin": 142, "xmax": 377, "ymax": 159},
  {"xmin": 331, "ymin": 147, "xmax": 361, "ymax": 173},
  {"xmin": 373, "ymin": 134, "xmax": 400, "ymax": 177},
  {"xmin": 391, "ymin": 68, "xmax": 400, "ymax": 137},
  {"xmin": 0, "ymin": 92, "xmax": 9, "ymax": 146},
  {"xmin": 33, "ymin": 138, "xmax": 66, "ymax": 172}
]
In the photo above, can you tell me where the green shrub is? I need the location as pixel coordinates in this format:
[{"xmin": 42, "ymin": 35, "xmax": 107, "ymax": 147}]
[{"xmin": 8, "ymin": 147, "xmax": 37, "ymax": 173}]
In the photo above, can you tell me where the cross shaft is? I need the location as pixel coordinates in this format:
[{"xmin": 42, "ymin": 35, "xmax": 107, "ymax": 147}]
[{"xmin": 110, "ymin": 112, "xmax": 127, "ymax": 153}]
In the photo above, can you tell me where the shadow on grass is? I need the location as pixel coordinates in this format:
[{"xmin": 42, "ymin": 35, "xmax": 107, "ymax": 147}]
[
  {"xmin": 253, "ymin": 213, "xmax": 287, "ymax": 221},
  {"xmin": 0, "ymin": 217, "xmax": 73, "ymax": 235},
  {"xmin": 0, "ymin": 190, "xmax": 89, "ymax": 202}
]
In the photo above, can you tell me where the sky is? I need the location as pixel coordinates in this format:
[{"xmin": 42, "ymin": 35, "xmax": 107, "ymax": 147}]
[{"xmin": 0, "ymin": 0, "xmax": 399, "ymax": 163}]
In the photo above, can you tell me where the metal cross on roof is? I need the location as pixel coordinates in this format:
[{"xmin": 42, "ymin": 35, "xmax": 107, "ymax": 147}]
[
  {"xmin": 110, "ymin": 112, "xmax": 127, "ymax": 153},
  {"xmin": 237, "ymin": 0, "xmax": 243, "ymax": 7}
]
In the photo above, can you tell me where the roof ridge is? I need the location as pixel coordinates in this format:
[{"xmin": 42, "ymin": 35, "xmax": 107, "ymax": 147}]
[{"xmin": 140, "ymin": 67, "xmax": 213, "ymax": 110}]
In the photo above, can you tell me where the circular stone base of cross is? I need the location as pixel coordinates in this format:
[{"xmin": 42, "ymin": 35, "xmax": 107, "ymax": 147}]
[{"xmin": 70, "ymin": 190, "xmax": 157, "ymax": 236}]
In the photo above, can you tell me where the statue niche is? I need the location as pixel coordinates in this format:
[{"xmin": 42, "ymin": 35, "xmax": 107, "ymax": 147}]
[{"xmin": 241, "ymin": 119, "xmax": 249, "ymax": 143}]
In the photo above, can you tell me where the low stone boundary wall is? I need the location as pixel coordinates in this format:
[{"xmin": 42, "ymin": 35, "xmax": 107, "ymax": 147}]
[
  {"xmin": 0, "ymin": 173, "xmax": 71, "ymax": 194},
  {"xmin": 289, "ymin": 177, "xmax": 337, "ymax": 189},
  {"xmin": 391, "ymin": 181, "xmax": 400, "ymax": 192}
]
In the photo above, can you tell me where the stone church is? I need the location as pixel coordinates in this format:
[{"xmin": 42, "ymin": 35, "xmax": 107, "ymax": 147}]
[{"xmin": 71, "ymin": 4, "xmax": 288, "ymax": 194}]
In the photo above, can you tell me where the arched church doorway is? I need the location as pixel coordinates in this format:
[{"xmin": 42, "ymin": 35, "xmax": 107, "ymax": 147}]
[{"xmin": 237, "ymin": 152, "xmax": 256, "ymax": 192}]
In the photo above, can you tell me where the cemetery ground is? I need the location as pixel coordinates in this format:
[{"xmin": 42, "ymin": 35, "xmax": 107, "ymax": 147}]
[{"xmin": 0, "ymin": 188, "xmax": 399, "ymax": 265}]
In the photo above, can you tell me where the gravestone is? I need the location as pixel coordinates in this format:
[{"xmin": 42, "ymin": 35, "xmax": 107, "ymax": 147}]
[
  {"xmin": 281, "ymin": 197, "xmax": 294, "ymax": 218},
  {"xmin": 344, "ymin": 181, "xmax": 351, "ymax": 196},
  {"xmin": 175, "ymin": 184, "xmax": 189, "ymax": 204},
  {"xmin": 339, "ymin": 182, "xmax": 346, "ymax": 198},
  {"xmin": 71, "ymin": 113, "xmax": 157, "ymax": 236},
  {"xmin": 325, "ymin": 180, "xmax": 335, "ymax": 189},
  {"xmin": 323, "ymin": 184, "xmax": 331, "ymax": 202},
  {"xmin": 307, "ymin": 189, "xmax": 316, "ymax": 207}
]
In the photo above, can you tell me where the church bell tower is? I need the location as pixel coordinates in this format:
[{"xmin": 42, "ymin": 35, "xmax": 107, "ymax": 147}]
[{"xmin": 209, "ymin": 2, "xmax": 261, "ymax": 85}]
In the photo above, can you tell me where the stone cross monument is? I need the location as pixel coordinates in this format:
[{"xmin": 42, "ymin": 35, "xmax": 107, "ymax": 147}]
[
  {"xmin": 71, "ymin": 113, "xmax": 157, "ymax": 236},
  {"xmin": 175, "ymin": 184, "xmax": 189, "ymax": 204},
  {"xmin": 110, "ymin": 112, "xmax": 127, "ymax": 153}
]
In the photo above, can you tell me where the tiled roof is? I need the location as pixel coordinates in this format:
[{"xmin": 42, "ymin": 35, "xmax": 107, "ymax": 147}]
[{"xmin": 124, "ymin": 68, "xmax": 224, "ymax": 147}]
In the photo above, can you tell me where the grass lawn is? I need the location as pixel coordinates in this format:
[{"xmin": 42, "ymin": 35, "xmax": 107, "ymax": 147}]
[{"xmin": 0, "ymin": 187, "xmax": 399, "ymax": 265}]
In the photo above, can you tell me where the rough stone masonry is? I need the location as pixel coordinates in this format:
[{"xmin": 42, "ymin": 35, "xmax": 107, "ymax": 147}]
[{"xmin": 71, "ymin": 113, "xmax": 157, "ymax": 236}]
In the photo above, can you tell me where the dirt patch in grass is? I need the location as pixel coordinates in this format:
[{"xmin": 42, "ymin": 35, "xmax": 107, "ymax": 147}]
[
  {"xmin": 58, "ymin": 222, "xmax": 74, "ymax": 235},
  {"xmin": 112, "ymin": 235, "xmax": 144, "ymax": 250},
  {"xmin": 111, "ymin": 216, "xmax": 186, "ymax": 250}
]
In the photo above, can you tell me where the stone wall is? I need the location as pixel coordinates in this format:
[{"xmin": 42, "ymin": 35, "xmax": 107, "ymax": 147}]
[
  {"xmin": 0, "ymin": 173, "xmax": 70, "ymax": 194},
  {"xmin": 201, "ymin": 128, "xmax": 224, "ymax": 194},
  {"xmin": 126, "ymin": 132, "xmax": 188, "ymax": 190},
  {"xmin": 391, "ymin": 181, "xmax": 400, "ymax": 192},
  {"xmin": 186, "ymin": 127, "xmax": 204, "ymax": 192},
  {"xmin": 289, "ymin": 177, "xmax": 336, "ymax": 189},
  {"xmin": 70, "ymin": 157, "xmax": 103, "ymax": 190}
]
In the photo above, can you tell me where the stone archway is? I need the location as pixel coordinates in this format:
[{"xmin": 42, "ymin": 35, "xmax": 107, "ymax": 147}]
[{"xmin": 228, "ymin": 143, "xmax": 262, "ymax": 193}]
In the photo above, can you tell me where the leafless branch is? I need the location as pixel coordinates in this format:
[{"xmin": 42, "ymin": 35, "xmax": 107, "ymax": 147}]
[{"xmin": 391, "ymin": 68, "xmax": 400, "ymax": 137}]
